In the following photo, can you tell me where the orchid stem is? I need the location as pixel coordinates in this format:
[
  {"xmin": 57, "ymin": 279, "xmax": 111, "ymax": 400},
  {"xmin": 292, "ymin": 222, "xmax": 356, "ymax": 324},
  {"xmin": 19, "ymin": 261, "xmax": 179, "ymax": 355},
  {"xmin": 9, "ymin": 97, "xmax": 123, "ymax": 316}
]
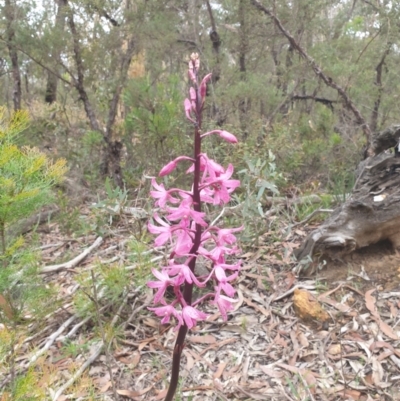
[{"xmin": 164, "ymin": 56, "xmax": 203, "ymax": 401}]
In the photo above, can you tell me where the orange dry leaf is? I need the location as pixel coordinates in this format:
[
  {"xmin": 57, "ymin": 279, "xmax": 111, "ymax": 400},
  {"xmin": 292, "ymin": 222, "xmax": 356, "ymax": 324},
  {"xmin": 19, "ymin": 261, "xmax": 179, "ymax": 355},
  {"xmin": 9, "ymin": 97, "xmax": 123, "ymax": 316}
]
[
  {"xmin": 365, "ymin": 289, "xmax": 398, "ymax": 340},
  {"xmin": 0, "ymin": 294, "xmax": 13, "ymax": 319},
  {"xmin": 293, "ymin": 289, "xmax": 329, "ymax": 322},
  {"xmin": 189, "ymin": 334, "xmax": 216, "ymax": 344},
  {"xmin": 213, "ymin": 362, "xmax": 227, "ymax": 379}
]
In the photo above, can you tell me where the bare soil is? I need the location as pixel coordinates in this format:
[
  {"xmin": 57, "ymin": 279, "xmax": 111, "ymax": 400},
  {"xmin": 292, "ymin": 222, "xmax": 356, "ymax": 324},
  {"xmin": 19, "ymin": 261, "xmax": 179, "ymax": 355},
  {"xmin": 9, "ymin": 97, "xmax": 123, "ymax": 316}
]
[{"xmin": 315, "ymin": 240, "xmax": 400, "ymax": 292}]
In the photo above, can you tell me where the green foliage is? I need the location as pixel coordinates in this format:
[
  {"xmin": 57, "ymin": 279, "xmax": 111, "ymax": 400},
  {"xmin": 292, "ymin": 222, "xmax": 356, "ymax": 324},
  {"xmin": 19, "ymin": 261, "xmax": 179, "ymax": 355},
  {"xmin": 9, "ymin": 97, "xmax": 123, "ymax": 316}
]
[
  {"xmin": 234, "ymin": 151, "xmax": 284, "ymax": 245},
  {"xmin": 9, "ymin": 367, "xmax": 47, "ymax": 401},
  {"xmin": 0, "ymin": 108, "xmax": 67, "ymax": 252},
  {"xmin": 124, "ymin": 74, "xmax": 190, "ymax": 175},
  {"xmin": 61, "ymin": 339, "xmax": 90, "ymax": 358},
  {"xmin": 0, "ymin": 246, "xmax": 56, "ymax": 321},
  {"xmin": 0, "ymin": 108, "xmax": 66, "ymax": 396}
]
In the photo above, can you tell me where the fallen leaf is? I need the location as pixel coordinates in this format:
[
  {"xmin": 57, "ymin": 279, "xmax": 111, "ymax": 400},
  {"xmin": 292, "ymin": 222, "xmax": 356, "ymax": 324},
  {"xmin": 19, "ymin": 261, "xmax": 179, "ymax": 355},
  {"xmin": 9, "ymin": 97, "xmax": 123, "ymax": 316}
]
[
  {"xmin": 213, "ymin": 362, "xmax": 227, "ymax": 379},
  {"xmin": 259, "ymin": 366, "xmax": 285, "ymax": 378},
  {"xmin": 117, "ymin": 389, "xmax": 141, "ymax": 399},
  {"xmin": 117, "ymin": 386, "xmax": 153, "ymax": 399},
  {"xmin": 189, "ymin": 334, "xmax": 216, "ymax": 344},
  {"xmin": 154, "ymin": 389, "xmax": 168, "ymax": 400},
  {"xmin": 328, "ymin": 344, "xmax": 341, "ymax": 355},
  {"xmin": 0, "ymin": 294, "xmax": 13, "ymax": 319}
]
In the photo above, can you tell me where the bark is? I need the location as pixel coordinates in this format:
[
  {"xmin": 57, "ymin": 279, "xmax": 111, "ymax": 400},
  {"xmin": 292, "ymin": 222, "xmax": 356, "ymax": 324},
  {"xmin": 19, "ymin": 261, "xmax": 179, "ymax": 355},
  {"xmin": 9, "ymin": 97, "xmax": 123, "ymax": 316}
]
[
  {"xmin": 251, "ymin": 0, "xmax": 373, "ymax": 155},
  {"xmin": 67, "ymin": 5, "xmax": 101, "ymax": 132},
  {"xmin": 205, "ymin": 0, "xmax": 221, "ymax": 83},
  {"xmin": 291, "ymin": 94, "xmax": 337, "ymax": 111},
  {"xmin": 295, "ymin": 125, "xmax": 400, "ymax": 262},
  {"xmin": 4, "ymin": 0, "xmax": 22, "ymax": 111},
  {"xmin": 238, "ymin": 0, "xmax": 250, "ymax": 139},
  {"xmin": 45, "ymin": 0, "xmax": 67, "ymax": 104},
  {"xmin": 370, "ymin": 43, "xmax": 391, "ymax": 133},
  {"xmin": 102, "ymin": 38, "xmax": 136, "ymax": 188},
  {"xmin": 66, "ymin": 1, "xmax": 136, "ymax": 188}
]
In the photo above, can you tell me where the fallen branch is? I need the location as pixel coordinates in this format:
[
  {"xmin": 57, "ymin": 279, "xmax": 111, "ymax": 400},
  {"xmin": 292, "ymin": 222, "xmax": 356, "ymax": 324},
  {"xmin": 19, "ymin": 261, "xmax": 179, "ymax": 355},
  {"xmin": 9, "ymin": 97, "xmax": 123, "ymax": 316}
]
[
  {"xmin": 41, "ymin": 236, "xmax": 103, "ymax": 273},
  {"xmin": 28, "ymin": 315, "xmax": 77, "ymax": 365},
  {"xmin": 51, "ymin": 293, "xmax": 130, "ymax": 400},
  {"xmin": 51, "ymin": 343, "xmax": 103, "ymax": 401},
  {"xmin": 291, "ymin": 208, "xmax": 334, "ymax": 227}
]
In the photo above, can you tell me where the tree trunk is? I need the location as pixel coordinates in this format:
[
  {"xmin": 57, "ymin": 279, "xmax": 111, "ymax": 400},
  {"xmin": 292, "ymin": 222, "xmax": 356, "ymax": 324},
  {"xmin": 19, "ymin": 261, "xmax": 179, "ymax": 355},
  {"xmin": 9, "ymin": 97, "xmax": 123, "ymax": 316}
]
[
  {"xmin": 5, "ymin": 0, "xmax": 22, "ymax": 111},
  {"xmin": 45, "ymin": 0, "xmax": 67, "ymax": 104},
  {"xmin": 295, "ymin": 125, "xmax": 400, "ymax": 262},
  {"xmin": 66, "ymin": 1, "xmax": 136, "ymax": 188},
  {"xmin": 370, "ymin": 43, "xmax": 391, "ymax": 133},
  {"xmin": 238, "ymin": 0, "xmax": 250, "ymax": 139}
]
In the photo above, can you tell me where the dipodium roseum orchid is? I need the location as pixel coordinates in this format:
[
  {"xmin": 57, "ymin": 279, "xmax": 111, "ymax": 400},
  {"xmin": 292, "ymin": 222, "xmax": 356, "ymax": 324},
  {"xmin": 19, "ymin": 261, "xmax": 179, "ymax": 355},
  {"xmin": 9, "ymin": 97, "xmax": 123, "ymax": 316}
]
[{"xmin": 147, "ymin": 53, "xmax": 242, "ymax": 401}]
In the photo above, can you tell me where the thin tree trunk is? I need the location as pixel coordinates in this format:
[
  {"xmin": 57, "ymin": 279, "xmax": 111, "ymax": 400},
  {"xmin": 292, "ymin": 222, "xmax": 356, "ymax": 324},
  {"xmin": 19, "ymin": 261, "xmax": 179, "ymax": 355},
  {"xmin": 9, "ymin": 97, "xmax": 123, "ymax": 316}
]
[
  {"xmin": 67, "ymin": 4, "xmax": 101, "ymax": 132},
  {"xmin": 102, "ymin": 38, "xmax": 136, "ymax": 188},
  {"xmin": 370, "ymin": 43, "xmax": 391, "ymax": 133},
  {"xmin": 66, "ymin": 1, "xmax": 136, "ymax": 188},
  {"xmin": 45, "ymin": 0, "xmax": 67, "ymax": 104},
  {"xmin": 205, "ymin": 0, "xmax": 221, "ymax": 83},
  {"xmin": 251, "ymin": 0, "xmax": 373, "ymax": 155},
  {"xmin": 5, "ymin": 0, "xmax": 22, "ymax": 111},
  {"xmin": 238, "ymin": 0, "xmax": 249, "ymax": 139}
]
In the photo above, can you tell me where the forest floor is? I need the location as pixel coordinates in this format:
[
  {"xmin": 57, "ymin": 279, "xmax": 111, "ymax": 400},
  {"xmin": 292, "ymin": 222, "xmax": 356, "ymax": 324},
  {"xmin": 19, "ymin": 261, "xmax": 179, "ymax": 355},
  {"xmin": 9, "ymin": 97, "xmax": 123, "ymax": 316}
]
[{"xmin": 1, "ymin": 200, "xmax": 400, "ymax": 401}]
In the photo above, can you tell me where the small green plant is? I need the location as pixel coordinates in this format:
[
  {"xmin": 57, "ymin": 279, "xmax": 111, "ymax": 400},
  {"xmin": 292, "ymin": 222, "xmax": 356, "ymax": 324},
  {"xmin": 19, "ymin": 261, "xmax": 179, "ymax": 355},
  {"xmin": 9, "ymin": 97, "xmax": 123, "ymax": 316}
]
[
  {"xmin": 0, "ymin": 108, "xmax": 67, "ymax": 253},
  {"xmin": 235, "ymin": 150, "xmax": 284, "ymax": 244},
  {"xmin": 91, "ymin": 177, "xmax": 129, "ymax": 230},
  {"xmin": 61, "ymin": 339, "xmax": 90, "ymax": 358},
  {"xmin": 0, "ymin": 108, "xmax": 67, "ymax": 395}
]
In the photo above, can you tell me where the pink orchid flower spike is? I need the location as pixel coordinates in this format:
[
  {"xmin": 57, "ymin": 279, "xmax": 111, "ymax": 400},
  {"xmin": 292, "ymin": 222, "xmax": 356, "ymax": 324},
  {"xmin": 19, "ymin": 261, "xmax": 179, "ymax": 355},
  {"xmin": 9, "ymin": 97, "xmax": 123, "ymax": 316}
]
[{"xmin": 147, "ymin": 54, "xmax": 241, "ymax": 401}]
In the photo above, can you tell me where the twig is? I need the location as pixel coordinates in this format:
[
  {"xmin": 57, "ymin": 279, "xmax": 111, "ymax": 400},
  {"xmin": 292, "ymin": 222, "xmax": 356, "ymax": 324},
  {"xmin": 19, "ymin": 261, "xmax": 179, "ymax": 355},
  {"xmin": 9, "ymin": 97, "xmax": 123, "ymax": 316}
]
[
  {"xmin": 291, "ymin": 208, "xmax": 333, "ymax": 227},
  {"xmin": 271, "ymin": 284, "xmax": 316, "ymax": 302},
  {"xmin": 250, "ymin": 0, "xmax": 373, "ymax": 152},
  {"xmin": 27, "ymin": 315, "xmax": 77, "ymax": 365},
  {"xmin": 51, "ymin": 343, "xmax": 103, "ymax": 401},
  {"xmin": 34, "ymin": 242, "xmax": 64, "ymax": 251},
  {"xmin": 121, "ymin": 297, "xmax": 151, "ymax": 331},
  {"xmin": 51, "ymin": 288, "xmax": 130, "ymax": 400},
  {"xmin": 40, "ymin": 237, "xmax": 103, "ymax": 273},
  {"xmin": 90, "ymin": 270, "xmax": 119, "ymax": 401}
]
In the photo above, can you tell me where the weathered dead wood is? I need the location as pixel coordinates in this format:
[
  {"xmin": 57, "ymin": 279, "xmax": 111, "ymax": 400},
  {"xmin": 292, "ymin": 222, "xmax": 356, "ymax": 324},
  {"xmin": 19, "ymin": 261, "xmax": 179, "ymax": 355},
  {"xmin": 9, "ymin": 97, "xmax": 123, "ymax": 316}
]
[{"xmin": 295, "ymin": 125, "xmax": 400, "ymax": 262}]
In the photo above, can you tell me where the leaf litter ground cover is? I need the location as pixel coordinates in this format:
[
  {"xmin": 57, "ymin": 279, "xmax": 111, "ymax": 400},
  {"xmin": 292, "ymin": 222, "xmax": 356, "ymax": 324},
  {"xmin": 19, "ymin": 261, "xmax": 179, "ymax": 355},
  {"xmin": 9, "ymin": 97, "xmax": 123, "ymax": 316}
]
[{"xmin": 0, "ymin": 206, "xmax": 399, "ymax": 401}]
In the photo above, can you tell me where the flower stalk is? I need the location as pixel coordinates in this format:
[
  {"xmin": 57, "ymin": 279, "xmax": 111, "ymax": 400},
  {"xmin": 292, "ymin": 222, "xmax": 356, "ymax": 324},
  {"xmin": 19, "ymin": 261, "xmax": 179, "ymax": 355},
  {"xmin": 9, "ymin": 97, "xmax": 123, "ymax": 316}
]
[{"xmin": 147, "ymin": 53, "xmax": 241, "ymax": 401}]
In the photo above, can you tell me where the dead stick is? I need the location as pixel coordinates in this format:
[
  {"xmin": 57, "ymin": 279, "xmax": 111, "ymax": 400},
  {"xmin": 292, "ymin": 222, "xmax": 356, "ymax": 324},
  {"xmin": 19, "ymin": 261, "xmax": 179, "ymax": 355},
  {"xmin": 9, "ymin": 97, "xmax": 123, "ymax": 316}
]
[{"xmin": 41, "ymin": 237, "xmax": 103, "ymax": 273}]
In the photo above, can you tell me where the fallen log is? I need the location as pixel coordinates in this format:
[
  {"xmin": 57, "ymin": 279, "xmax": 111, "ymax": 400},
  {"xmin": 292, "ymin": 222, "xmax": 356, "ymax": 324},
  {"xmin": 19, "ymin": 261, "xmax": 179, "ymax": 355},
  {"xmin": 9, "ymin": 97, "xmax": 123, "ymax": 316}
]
[{"xmin": 295, "ymin": 125, "xmax": 400, "ymax": 262}]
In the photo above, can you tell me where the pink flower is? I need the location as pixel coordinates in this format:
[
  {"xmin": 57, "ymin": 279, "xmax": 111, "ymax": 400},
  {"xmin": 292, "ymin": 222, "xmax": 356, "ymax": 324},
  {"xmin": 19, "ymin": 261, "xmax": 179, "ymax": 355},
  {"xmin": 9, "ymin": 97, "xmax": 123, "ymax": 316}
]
[
  {"xmin": 149, "ymin": 303, "xmax": 184, "ymax": 328},
  {"xmin": 212, "ymin": 289, "xmax": 236, "ymax": 321},
  {"xmin": 184, "ymin": 98, "xmax": 195, "ymax": 123},
  {"xmin": 159, "ymin": 156, "xmax": 195, "ymax": 177},
  {"xmin": 186, "ymin": 153, "xmax": 224, "ymax": 176},
  {"xmin": 214, "ymin": 266, "xmax": 238, "ymax": 297},
  {"xmin": 167, "ymin": 261, "xmax": 208, "ymax": 287},
  {"xmin": 200, "ymin": 130, "xmax": 238, "ymax": 144},
  {"xmin": 148, "ymin": 214, "xmax": 174, "ymax": 246},
  {"xmin": 200, "ymin": 164, "xmax": 240, "ymax": 205},
  {"xmin": 219, "ymin": 130, "xmax": 238, "ymax": 143},
  {"xmin": 182, "ymin": 305, "xmax": 208, "ymax": 329},
  {"xmin": 188, "ymin": 69, "xmax": 196, "ymax": 83},
  {"xmin": 167, "ymin": 198, "xmax": 208, "ymax": 227},
  {"xmin": 150, "ymin": 179, "xmax": 180, "ymax": 208},
  {"xmin": 159, "ymin": 160, "xmax": 178, "ymax": 177},
  {"xmin": 216, "ymin": 226, "xmax": 243, "ymax": 245},
  {"xmin": 147, "ymin": 268, "xmax": 184, "ymax": 303},
  {"xmin": 199, "ymin": 73, "xmax": 212, "ymax": 105},
  {"xmin": 174, "ymin": 227, "xmax": 193, "ymax": 255},
  {"xmin": 198, "ymin": 243, "xmax": 240, "ymax": 263},
  {"xmin": 215, "ymin": 260, "xmax": 242, "ymax": 272}
]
